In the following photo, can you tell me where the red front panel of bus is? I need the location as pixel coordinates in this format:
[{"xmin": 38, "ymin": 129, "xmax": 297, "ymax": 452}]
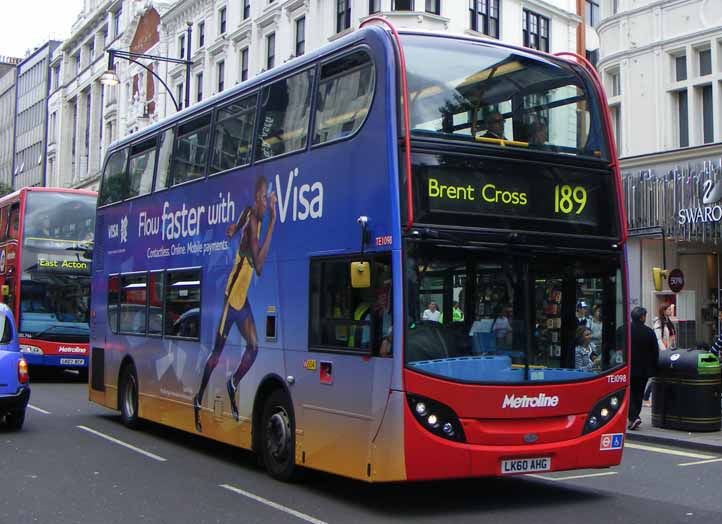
[{"xmin": 402, "ymin": 368, "xmax": 628, "ymax": 480}]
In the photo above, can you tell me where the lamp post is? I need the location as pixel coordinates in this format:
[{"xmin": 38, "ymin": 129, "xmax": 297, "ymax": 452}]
[{"xmin": 101, "ymin": 22, "xmax": 193, "ymax": 112}]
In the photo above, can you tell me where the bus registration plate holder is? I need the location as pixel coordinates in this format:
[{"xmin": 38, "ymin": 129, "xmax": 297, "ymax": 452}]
[
  {"xmin": 60, "ymin": 358, "xmax": 85, "ymax": 366},
  {"xmin": 501, "ymin": 457, "xmax": 551, "ymax": 475}
]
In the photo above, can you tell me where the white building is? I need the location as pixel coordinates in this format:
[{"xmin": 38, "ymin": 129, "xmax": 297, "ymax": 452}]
[
  {"xmin": 596, "ymin": 0, "xmax": 722, "ymax": 345},
  {"xmin": 48, "ymin": 0, "xmax": 173, "ymax": 191},
  {"xmin": 0, "ymin": 58, "xmax": 21, "ymax": 191},
  {"xmin": 159, "ymin": 0, "xmax": 586, "ymax": 118}
]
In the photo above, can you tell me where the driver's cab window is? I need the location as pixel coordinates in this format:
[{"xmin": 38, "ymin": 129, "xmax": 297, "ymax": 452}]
[{"xmin": 309, "ymin": 254, "xmax": 392, "ymax": 356}]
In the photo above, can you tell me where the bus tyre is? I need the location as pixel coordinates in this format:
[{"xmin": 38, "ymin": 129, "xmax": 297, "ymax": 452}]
[
  {"xmin": 119, "ymin": 365, "xmax": 140, "ymax": 429},
  {"xmin": 260, "ymin": 390, "xmax": 297, "ymax": 481},
  {"xmin": 5, "ymin": 409, "xmax": 25, "ymax": 430}
]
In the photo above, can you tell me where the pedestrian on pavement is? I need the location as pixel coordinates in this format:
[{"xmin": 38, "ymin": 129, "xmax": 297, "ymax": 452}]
[
  {"xmin": 629, "ymin": 306, "xmax": 659, "ymax": 430},
  {"xmin": 653, "ymin": 302, "xmax": 676, "ymax": 350}
]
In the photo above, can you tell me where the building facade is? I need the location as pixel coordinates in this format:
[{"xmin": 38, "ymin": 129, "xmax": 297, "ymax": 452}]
[
  {"xmin": 0, "ymin": 57, "xmax": 21, "ymax": 191},
  {"xmin": 13, "ymin": 41, "xmax": 61, "ymax": 189},
  {"xmin": 159, "ymin": 0, "xmax": 585, "ymax": 119},
  {"xmin": 47, "ymin": 0, "xmax": 129, "ymax": 191},
  {"xmin": 597, "ymin": 0, "xmax": 722, "ymax": 344}
]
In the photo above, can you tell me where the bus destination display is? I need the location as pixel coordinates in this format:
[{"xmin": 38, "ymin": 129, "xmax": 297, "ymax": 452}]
[{"xmin": 413, "ymin": 154, "xmax": 614, "ymax": 236}]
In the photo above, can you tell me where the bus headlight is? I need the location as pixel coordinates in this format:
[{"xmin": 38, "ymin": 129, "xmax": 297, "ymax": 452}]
[
  {"xmin": 407, "ymin": 394, "xmax": 466, "ymax": 443},
  {"xmin": 20, "ymin": 344, "xmax": 43, "ymax": 355},
  {"xmin": 583, "ymin": 389, "xmax": 626, "ymax": 434}
]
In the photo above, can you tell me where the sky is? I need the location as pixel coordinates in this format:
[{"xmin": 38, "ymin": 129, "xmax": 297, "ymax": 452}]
[{"xmin": 0, "ymin": 0, "xmax": 85, "ymax": 59}]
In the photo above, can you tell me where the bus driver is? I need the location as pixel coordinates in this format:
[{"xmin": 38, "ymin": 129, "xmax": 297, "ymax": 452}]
[{"xmin": 193, "ymin": 176, "xmax": 277, "ymax": 433}]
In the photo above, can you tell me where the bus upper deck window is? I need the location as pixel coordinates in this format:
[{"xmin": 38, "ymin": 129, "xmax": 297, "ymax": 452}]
[
  {"xmin": 99, "ymin": 149, "xmax": 129, "ymax": 206},
  {"xmin": 155, "ymin": 128, "xmax": 175, "ymax": 191},
  {"xmin": 313, "ymin": 50, "xmax": 375, "ymax": 145},
  {"xmin": 8, "ymin": 205, "xmax": 19, "ymax": 240},
  {"xmin": 255, "ymin": 69, "xmax": 313, "ymax": 161},
  {"xmin": 172, "ymin": 113, "xmax": 212, "ymax": 185},
  {"xmin": 210, "ymin": 94, "xmax": 257, "ymax": 174}
]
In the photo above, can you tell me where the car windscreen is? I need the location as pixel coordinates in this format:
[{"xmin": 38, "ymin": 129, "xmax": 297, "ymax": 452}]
[{"xmin": 402, "ymin": 34, "xmax": 609, "ymax": 160}]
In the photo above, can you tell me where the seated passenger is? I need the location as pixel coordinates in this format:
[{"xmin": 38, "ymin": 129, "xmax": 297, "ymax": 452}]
[
  {"xmin": 574, "ymin": 326, "xmax": 597, "ymax": 371},
  {"xmin": 481, "ymin": 111, "xmax": 507, "ymax": 140}
]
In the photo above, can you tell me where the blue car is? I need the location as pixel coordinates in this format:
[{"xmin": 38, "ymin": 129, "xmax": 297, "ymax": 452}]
[{"xmin": 0, "ymin": 303, "xmax": 30, "ymax": 430}]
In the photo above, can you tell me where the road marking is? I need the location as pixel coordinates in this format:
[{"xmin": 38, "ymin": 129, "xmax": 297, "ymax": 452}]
[
  {"xmin": 28, "ymin": 404, "xmax": 51, "ymax": 415},
  {"xmin": 220, "ymin": 484, "xmax": 328, "ymax": 524},
  {"xmin": 77, "ymin": 426, "xmax": 167, "ymax": 462},
  {"xmin": 528, "ymin": 471, "xmax": 619, "ymax": 481},
  {"xmin": 624, "ymin": 442, "xmax": 714, "ymax": 459},
  {"xmin": 678, "ymin": 458, "xmax": 722, "ymax": 467}
]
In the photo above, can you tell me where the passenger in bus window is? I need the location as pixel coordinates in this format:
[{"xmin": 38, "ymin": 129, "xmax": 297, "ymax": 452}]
[
  {"xmin": 528, "ymin": 119, "xmax": 549, "ymax": 147},
  {"xmin": 589, "ymin": 304, "xmax": 603, "ymax": 347},
  {"xmin": 574, "ymin": 326, "xmax": 597, "ymax": 372},
  {"xmin": 193, "ymin": 175, "xmax": 277, "ymax": 433},
  {"xmin": 422, "ymin": 302, "xmax": 441, "ymax": 323},
  {"xmin": 481, "ymin": 111, "xmax": 507, "ymax": 140}
]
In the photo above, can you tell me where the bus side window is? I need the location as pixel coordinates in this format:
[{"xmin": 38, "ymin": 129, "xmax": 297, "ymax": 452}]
[
  {"xmin": 128, "ymin": 138, "xmax": 157, "ymax": 198},
  {"xmin": 172, "ymin": 113, "xmax": 212, "ymax": 186},
  {"xmin": 313, "ymin": 50, "xmax": 375, "ymax": 145},
  {"xmin": 155, "ymin": 128, "xmax": 175, "ymax": 191},
  {"xmin": 0, "ymin": 207, "xmax": 7, "ymax": 242},
  {"xmin": 99, "ymin": 148, "xmax": 129, "ymax": 206},
  {"xmin": 8, "ymin": 204, "xmax": 19, "ymax": 240},
  {"xmin": 165, "ymin": 269, "xmax": 201, "ymax": 340},
  {"xmin": 210, "ymin": 94, "xmax": 257, "ymax": 174},
  {"xmin": 108, "ymin": 275, "xmax": 120, "ymax": 334},
  {"xmin": 255, "ymin": 69, "xmax": 313, "ymax": 161}
]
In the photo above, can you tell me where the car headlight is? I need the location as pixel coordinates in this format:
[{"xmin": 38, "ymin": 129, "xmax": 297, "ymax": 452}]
[
  {"xmin": 20, "ymin": 344, "xmax": 43, "ymax": 355},
  {"xmin": 407, "ymin": 394, "xmax": 466, "ymax": 442},
  {"xmin": 583, "ymin": 388, "xmax": 626, "ymax": 434}
]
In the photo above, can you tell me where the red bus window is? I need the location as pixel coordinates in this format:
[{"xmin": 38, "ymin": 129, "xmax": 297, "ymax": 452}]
[
  {"xmin": 0, "ymin": 207, "xmax": 7, "ymax": 241},
  {"xmin": 8, "ymin": 205, "xmax": 19, "ymax": 240}
]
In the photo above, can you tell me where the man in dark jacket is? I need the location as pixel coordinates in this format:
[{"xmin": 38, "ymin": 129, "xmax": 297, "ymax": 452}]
[{"xmin": 628, "ymin": 306, "xmax": 659, "ymax": 430}]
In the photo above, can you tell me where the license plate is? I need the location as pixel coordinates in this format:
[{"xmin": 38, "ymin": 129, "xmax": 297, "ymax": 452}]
[
  {"xmin": 501, "ymin": 457, "xmax": 551, "ymax": 475},
  {"xmin": 60, "ymin": 358, "xmax": 85, "ymax": 366}
]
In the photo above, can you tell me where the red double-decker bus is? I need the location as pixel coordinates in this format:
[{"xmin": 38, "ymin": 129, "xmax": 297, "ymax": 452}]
[{"xmin": 0, "ymin": 188, "xmax": 96, "ymax": 375}]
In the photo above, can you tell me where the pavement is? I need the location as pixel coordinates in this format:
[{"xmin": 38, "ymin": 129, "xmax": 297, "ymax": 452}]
[{"xmin": 626, "ymin": 403, "xmax": 722, "ymax": 453}]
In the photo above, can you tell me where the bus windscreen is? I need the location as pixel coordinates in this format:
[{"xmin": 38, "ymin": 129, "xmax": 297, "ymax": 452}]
[
  {"xmin": 20, "ymin": 192, "xmax": 95, "ymax": 340},
  {"xmin": 402, "ymin": 34, "xmax": 609, "ymax": 160}
]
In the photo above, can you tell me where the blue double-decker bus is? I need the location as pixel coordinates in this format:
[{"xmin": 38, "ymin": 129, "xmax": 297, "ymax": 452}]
[{"xmin": 90, "ymin": 23, "xmax": 628, "ymax": 482}]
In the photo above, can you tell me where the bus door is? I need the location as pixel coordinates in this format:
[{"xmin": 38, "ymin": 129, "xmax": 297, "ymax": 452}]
[{"xmin": 297, "ymin": 254, "xmax": 394, "ymax": 480}]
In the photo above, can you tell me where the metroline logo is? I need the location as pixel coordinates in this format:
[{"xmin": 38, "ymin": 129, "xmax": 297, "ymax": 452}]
[{"xmin": 502, "ymin": 394, "xmax": 559, "ymax": 409}]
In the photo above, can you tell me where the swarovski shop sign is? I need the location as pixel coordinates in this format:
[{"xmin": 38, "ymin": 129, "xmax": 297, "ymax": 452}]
[{"xmin": 623, "ymin": 156, "xmax": 722, "ymax": 243}]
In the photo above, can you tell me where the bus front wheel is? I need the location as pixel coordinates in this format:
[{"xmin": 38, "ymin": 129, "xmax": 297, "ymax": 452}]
[
  {"xmin": 119, "ymin": 365, "xmax": 140, "ymax": 429},
  {"xmin": 260, "ymin": 390, "xmax": 297, "ymax": 481}
]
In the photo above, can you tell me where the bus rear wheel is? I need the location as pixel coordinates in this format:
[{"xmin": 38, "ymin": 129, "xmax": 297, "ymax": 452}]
[
  {"xmin": 260, "ymin": 390, "xmax": 297, "ymax": 481},
  {"xmin": 119, "ymin": 365, "xmax": 140, "ymax": 429}
]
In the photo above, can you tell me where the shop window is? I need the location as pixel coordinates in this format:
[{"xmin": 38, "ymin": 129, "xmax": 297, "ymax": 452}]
[{"xmin": 165, "ymin": 269, "xmax": 201, "ymax": 339}]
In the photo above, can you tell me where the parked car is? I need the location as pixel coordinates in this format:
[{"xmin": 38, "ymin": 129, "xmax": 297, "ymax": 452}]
[{"xmin": 0, "ymin": 303, "xmax": 30, "ymax": 430}]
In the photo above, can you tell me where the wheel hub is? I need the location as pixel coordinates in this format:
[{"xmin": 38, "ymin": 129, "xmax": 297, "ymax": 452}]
[{"xmin": 266, "ymin": 409, "xmax": 291, "ymax": 460}]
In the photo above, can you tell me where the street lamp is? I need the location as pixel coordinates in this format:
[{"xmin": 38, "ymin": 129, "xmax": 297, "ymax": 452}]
[{"xmin": 101, "ymin": 22, "xmax": 193, "ymax": 112}]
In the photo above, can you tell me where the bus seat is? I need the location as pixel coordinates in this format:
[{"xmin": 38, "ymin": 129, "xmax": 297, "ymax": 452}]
[{"xmin": 472, "ymin": 332, "xmax": 496, "ymax": 355}]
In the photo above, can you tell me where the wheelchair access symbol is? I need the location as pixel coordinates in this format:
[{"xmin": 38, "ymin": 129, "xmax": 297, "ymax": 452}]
[{"xmin": 600, "ymin": 433, "xmax": 623, "ymax": 451}]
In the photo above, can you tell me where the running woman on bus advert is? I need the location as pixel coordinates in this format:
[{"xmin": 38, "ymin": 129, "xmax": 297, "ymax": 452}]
[{"xmin": 193, "ymin": 176, "xmax": 277, "ymax": 433}]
